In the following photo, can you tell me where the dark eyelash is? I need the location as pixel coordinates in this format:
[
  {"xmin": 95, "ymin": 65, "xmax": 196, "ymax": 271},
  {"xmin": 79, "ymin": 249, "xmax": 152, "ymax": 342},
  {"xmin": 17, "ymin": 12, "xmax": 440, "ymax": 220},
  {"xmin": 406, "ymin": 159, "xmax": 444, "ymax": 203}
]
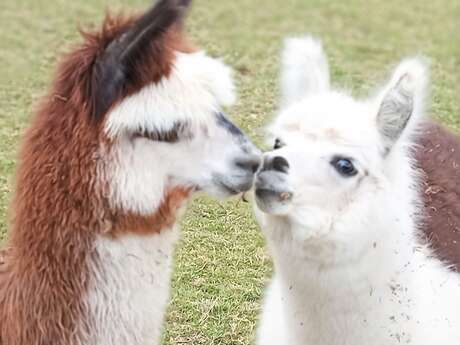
[{"xmin": 132, "ymin": 122, "xmax": 192, "ymax": 143}]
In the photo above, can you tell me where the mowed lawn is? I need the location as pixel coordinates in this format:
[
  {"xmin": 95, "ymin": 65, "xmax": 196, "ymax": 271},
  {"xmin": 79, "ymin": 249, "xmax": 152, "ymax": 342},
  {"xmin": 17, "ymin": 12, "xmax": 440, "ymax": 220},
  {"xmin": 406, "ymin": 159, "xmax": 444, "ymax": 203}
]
[{"xmin": 0, "ymin": 0, "xmax": 459, "ymax": 344}]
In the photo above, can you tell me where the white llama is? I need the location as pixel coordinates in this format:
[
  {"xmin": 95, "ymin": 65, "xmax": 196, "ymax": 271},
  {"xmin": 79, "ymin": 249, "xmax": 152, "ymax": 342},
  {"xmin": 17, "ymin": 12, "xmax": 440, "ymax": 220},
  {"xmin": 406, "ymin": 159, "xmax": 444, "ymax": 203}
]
[{"xmin": 253, "ymin": 36, "xmax": 460, "ymax": 345}]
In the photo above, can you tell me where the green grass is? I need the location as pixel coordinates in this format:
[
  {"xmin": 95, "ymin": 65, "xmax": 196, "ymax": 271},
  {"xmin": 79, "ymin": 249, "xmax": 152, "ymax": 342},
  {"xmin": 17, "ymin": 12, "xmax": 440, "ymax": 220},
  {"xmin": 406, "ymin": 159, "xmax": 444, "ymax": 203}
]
[{"xmin": 1, "ymin": 0, "xmax": 459, "ymax": 344}]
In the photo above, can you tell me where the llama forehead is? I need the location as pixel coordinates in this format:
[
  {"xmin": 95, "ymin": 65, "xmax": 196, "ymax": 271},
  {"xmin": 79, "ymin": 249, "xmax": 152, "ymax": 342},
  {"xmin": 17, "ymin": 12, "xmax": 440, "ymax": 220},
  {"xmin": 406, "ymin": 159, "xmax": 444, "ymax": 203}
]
[
  {"xmin": 104, "ymin": 51, "xmax": 236, "ymax": 138},
  {"xmin": 273, "ymin": 92, "xmax": 378, "ymax": 147}
]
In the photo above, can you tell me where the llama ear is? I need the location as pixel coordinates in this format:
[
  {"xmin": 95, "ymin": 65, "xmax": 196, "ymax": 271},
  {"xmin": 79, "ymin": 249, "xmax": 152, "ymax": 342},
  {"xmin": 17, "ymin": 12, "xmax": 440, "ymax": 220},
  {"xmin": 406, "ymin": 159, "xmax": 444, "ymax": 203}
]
[
  {"xmin": 92, "ymin": 0, "xmax": 192, "ymax": 120},
  {"xmin": 280, "ymin": 36, "xmax": 330, "ymax": 108},
  {"xmin": 376, "ymin": 58, "xmax": 428, "ymax": 153}
]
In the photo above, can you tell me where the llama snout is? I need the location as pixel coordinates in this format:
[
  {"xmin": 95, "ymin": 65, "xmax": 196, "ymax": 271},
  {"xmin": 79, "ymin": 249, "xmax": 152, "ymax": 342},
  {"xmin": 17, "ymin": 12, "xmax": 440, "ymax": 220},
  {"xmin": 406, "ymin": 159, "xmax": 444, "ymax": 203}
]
[
  {"xmin": 254, "ymin": 155, "xmax": 293, "ymax": 214},
  {"xmin": 262, "ymin": 155, "xmax": 289, "ymax": 173},
  {"xmin": 226, "ymin": 152, "xmax": 262, "ymax": 193}
]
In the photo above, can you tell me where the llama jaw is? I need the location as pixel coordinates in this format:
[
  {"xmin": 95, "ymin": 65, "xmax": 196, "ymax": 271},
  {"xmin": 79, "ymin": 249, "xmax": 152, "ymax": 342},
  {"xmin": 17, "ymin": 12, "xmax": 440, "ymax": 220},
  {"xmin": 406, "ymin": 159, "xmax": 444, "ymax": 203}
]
[
  {"xmin": 217, "ymin": 178, "xmax": 254, "ymax": 195},
  {"xmin": 211, "ymin": 163, "xmax": 260, "ymax": 197}
]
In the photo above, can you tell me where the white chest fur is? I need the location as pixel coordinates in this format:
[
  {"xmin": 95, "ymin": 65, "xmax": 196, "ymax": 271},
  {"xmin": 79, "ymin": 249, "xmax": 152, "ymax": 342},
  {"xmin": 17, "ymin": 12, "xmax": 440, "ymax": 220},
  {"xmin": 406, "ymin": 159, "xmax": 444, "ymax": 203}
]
[
  {"xmin": 257, "ymin": 222, "xmax": 460, "ymax": 345},
  {"xmin": 83, "ymin": 228, "xmax": 179, "ymax": 345}
]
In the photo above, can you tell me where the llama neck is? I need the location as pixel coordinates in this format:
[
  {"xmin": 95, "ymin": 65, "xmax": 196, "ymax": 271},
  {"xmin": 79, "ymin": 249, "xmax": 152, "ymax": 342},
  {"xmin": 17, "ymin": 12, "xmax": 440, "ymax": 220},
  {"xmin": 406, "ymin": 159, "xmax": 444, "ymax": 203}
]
[
  {"xmin": 4, "ymin": 163, "xmax": 188, "ymax": 345},
  {"xmin": 2, "ymin": 100, "xmax": 190, "ymax": 344},
  {"xmin": 271, "ymin": 195, "xmax": 419, "ymax": 300},
  {"xmin": 265, "ymin": 205, "xmax": 422, "ymax": 345}
]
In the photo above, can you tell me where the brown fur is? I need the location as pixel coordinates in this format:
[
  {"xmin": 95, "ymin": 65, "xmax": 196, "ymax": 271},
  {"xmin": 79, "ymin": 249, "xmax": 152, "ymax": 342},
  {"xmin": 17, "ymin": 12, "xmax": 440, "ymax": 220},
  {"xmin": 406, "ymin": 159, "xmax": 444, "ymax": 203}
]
[
  {"xmin": 79, "ymin": 14, "xmax": 194, "ymax": 121},
  {"xmin": 0, "ymin": 11, "xmax": 194, "ymax": 345},
  {"xmin": 416, "ymin": 121, "xmax": 460, "ymax": 271},
  {"xmin": 110, "ymin": 186, "xmax": 192, "ymax": 238}
]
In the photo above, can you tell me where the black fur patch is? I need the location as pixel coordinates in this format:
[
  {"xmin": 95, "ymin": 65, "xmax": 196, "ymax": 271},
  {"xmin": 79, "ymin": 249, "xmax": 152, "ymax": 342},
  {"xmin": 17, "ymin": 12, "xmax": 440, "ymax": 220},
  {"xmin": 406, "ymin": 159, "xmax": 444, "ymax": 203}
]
[
  {"xmin": 216, "ymin": 112, "xmax": 244, "ymax": 137},
  {"xmin": 91, "ymin": 0, "xmax": 192, "ymax": 121}
]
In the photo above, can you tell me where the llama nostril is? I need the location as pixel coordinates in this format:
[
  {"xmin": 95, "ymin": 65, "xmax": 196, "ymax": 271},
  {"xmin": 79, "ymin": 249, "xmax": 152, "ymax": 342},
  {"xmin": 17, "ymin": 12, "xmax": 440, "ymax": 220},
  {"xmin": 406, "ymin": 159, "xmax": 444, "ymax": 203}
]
[
  {"xmin": 273, "ymin": 156, "xmax": 289, "ymax": 172},
  {"xmin": 264, "ymin": 156, "xmax": 289, "ymax": 173},
  {"xmin": 235, "ymin": 155, "xmax": 261, "ymax": 174}
]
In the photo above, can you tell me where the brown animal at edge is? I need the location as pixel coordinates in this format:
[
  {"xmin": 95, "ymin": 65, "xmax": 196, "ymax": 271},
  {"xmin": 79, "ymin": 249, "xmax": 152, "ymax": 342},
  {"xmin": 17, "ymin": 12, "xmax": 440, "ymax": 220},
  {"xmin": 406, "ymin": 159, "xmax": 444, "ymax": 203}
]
[{"xmin": 417, "ymin": 121, "xmax": 460, "ymax": 271}]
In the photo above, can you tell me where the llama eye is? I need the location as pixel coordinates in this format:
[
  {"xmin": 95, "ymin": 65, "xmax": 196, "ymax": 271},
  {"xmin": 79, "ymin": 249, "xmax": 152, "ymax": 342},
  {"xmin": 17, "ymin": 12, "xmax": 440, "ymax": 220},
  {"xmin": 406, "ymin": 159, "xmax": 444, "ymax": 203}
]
[
  {"xmin": 132, "ymin": 122, "xmax": 192, "ymax": 143},
  {"xmin": 273, "ymin": 138, "xmax": 284, "ymax": 150},
  {"xmin": 331, "ymin": 157, "xmax": 358, "ymax": 177},
  {"xmin": 133, "ymin": 129, "xmax": 180, "ymax": 143}
]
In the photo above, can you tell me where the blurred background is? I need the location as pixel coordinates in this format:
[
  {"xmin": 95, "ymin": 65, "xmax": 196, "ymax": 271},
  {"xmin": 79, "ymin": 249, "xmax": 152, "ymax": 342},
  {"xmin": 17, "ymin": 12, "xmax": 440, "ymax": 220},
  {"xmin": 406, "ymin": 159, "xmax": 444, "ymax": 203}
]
[{"xmin": 0, "ymin": 0, "xmax": 459, "ymax": 344}]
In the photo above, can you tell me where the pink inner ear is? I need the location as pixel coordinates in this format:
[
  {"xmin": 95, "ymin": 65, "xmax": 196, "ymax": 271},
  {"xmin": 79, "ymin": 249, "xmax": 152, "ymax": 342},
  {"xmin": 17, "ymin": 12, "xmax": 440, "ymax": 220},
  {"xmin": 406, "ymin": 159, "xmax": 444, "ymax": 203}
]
[{"xmin": 376, "ymin": 75, "xmax": 414, "ymax": 151}]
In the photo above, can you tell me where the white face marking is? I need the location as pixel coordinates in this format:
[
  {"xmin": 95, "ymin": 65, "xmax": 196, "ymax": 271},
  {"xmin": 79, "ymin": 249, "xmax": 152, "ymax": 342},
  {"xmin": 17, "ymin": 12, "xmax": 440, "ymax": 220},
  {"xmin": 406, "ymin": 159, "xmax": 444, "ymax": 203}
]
[
  {"xmin": 105, "ymin": 52, "xmax": 236, "ymax": 139},
  {"xmin": 103, "ymin": 51, "xmax": 260, "ymax": 215}
]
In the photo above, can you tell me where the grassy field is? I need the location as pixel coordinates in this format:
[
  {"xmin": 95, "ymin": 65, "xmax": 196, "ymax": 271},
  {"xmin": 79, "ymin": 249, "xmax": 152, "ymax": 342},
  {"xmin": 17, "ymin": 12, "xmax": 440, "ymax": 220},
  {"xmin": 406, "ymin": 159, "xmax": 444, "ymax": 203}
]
[{"xmin": 0, "ymin": 0, "xmax": 459, "ymax": 344}]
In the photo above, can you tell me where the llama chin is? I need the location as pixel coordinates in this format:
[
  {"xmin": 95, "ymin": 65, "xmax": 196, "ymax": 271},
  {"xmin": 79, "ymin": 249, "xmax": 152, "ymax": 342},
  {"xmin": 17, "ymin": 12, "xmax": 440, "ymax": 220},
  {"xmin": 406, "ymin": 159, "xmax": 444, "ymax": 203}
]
[
  {"xmin": 254, "ymin": 36, "xmax": 460, "ymax": 345},
  {"xmin": 0, "ymin": 1, "xmax": 260, "ymax": 344}
]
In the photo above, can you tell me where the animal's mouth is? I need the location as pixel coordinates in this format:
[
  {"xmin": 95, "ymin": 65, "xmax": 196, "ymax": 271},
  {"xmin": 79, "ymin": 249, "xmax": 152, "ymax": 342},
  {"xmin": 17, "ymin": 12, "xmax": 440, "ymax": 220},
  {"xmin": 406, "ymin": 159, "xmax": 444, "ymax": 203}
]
[
  {"xmin": 254, "ymin": 170, "xmax": 293, "ymax": 214},
  {"xmin": 255, "ymin": 187, "xmax": 293, "ymax": 202},
  {"xmin": 255, "ymin": 170, "xmax": 292, "ymax": 196},
  {"xmin": 219, "ymin": 179, "xmax": 253, "ymax": 195},
  {"xmin": 220, "ymin": 182, "xmax": 240, "ymax": 195}
]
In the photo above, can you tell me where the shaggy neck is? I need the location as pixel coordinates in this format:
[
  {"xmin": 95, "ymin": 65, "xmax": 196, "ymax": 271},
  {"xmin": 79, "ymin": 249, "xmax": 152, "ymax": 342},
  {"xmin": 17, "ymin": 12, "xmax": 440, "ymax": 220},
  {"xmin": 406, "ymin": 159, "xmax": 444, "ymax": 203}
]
[
  {"xmin": 266, "ymin": 211, "xmax": 421, "ymax": 345},
  {"xmin": 0, "ymin": 89, "xmax": 109, "ymax": 343},
  {"xmin": 3, "ymin": 182, "xmax": 100, "ymax": 344},
  {"xmin": 273, "ymin": 204, "xmax": 417, "ymax": 296}
]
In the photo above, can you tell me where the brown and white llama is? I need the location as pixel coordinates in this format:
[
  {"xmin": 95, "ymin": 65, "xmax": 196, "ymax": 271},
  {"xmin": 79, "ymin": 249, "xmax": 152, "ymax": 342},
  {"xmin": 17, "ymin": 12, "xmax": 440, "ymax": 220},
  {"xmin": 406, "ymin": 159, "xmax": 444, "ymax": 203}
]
[{"xmin": 0, "ymin": 1, "xmax": 260, "ymax": 344}]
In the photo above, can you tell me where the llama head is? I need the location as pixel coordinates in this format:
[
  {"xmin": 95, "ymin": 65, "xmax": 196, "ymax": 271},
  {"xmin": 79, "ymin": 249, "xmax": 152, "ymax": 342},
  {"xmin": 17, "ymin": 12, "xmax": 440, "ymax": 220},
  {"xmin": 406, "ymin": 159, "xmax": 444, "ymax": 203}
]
[
  {"xmin": 254, "ymin": 36, "xmax": 428, "ymax": 246},
  {"xmin": 15, "ymin": 0, "xmax": 261, "ymax": 240},
  {"xmin": 84, "ymin": 0, "xmax": 261, "ymax": 216}
]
